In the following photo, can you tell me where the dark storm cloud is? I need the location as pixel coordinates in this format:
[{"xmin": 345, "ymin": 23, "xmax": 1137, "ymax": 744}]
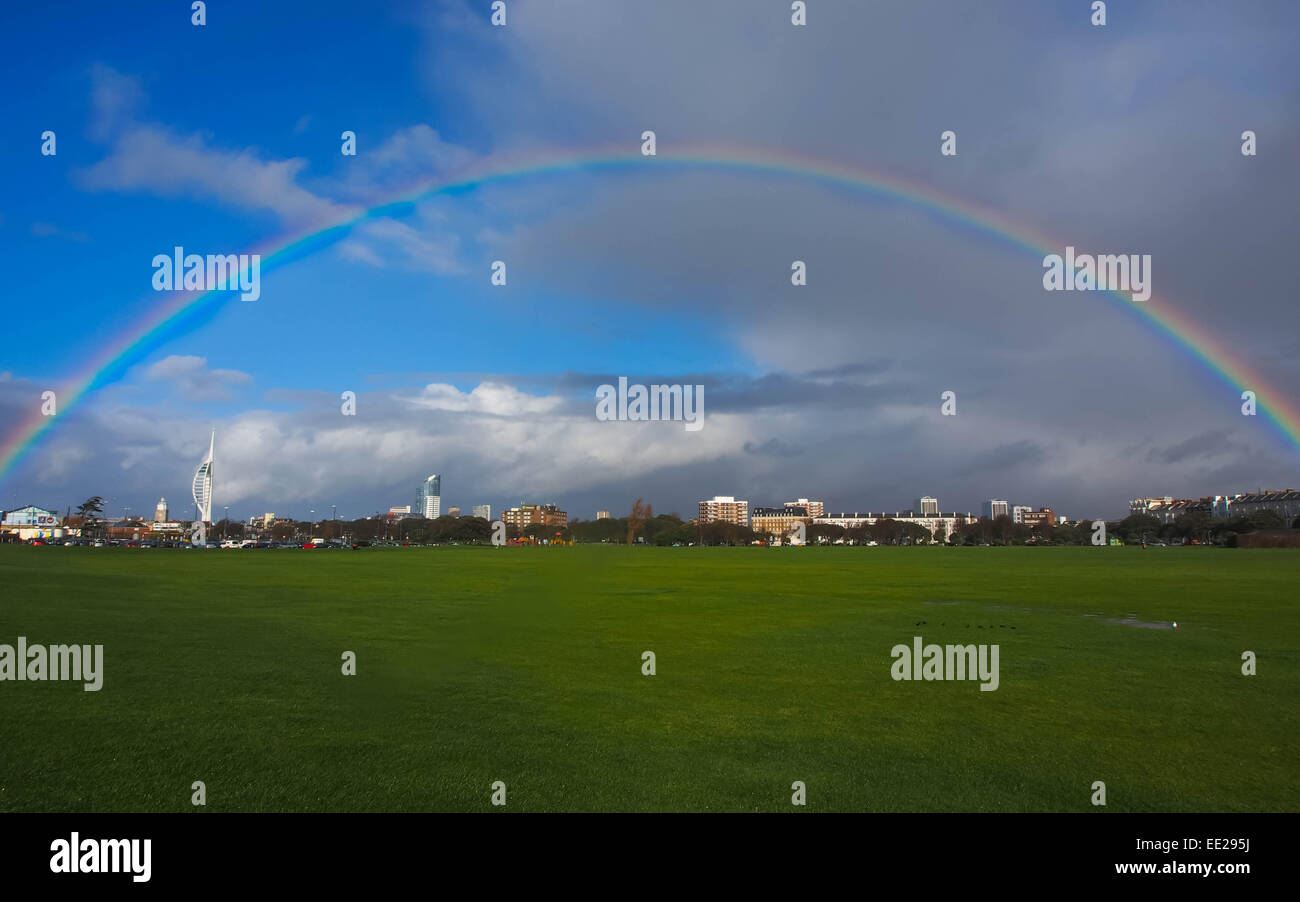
[
  {"xmin": 1145, "ymin": 429, "xmax": 1240, "ymax": 467},
  {"xmin": 955, "ymin": 440, "xmax": 1048, "ymax": 478},
  {"xmin": 407, "ymin": 0, "xmax": 1299, "ymax": 513}
]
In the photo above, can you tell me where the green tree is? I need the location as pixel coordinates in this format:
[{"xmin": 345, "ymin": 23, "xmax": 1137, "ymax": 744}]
[
  {"xmin": 76, "ymin": 496, "xmax": 105, "ymax": 537},
  {"xmin": 454, "ymin": 516, "xmax": 493, "ymax": 543},
  {"xmin": 1247, "ymin": 510, "xmax": 1284, "ymax": 530},
  {"xmin": 1031, "ymin": 523, "xmax": 1058, "ymax": 545},
  {"xmin": 809, "ymin": 522, "xmax": 845, "ymax": 545},
  {"xmin": 1115, "ymin": 513, "xmax": 1160, "ymax": 544},
  {"xmin": 569, "ymin": 517, "xmax": 625, "ymax": 543},
  {"xmin": 1173, "ymin": 511, "xmax": 1213, "ymax": 544},
  {"xmin": 654, "ymin": 522, "xmax": 696, "ymax": 546},
  {"xmin": 641, "ymin": 513, "xmax": 683, "ymax": 545}
]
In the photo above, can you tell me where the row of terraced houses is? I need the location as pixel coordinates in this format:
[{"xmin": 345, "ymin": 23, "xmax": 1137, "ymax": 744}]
[{"xmin": 1129, "ymin": 490, "xmax": 1300, "ymax": 524}]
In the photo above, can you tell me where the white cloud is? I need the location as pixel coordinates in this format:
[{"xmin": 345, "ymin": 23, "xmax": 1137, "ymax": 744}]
[
  {"xmin": 75, "ymin": 68, "xmax": 479, "ymax": 270},
  {"xmin": 78, "ymin": 125, "xmax": 350, "ymax": 226},
  {"xmin": 346, "ymin": 217, "xmax": 465, "ymax": 274},
  {"xmin": 407, "ymin": 382, "xmax": 564, "ymax": 416},
  {"xmin": 144, "ymin": 355, "xmax": 252, "ymax": 402},
  {"xmin": 30, "ymin": 222, "xmax": 90, "ymax": 243},
  {"xmin": 88, "ymin": 62, "xmax": 145, "ymax": 140},
  {"xmin": 339, "ymin": 124, "xmax": 478, "ymax": 197},
  {"xmin": 335, "ymin": 240, "xmax": 386, "ymax": 267}
]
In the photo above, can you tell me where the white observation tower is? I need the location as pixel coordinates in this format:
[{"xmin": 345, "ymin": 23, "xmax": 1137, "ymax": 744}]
[{"xmin": 192, "ymin": 431, "xmax": 215, "ymax": 524}]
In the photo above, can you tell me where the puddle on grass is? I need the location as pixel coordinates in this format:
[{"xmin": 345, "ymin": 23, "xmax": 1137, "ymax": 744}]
[
  {"xmin": 923, "ymin": 603, "xmax": 1173, "ymax": 630},
  {"xmin": 1105, "ymin": 614, "xmax": 1174, "ymax": 630}
]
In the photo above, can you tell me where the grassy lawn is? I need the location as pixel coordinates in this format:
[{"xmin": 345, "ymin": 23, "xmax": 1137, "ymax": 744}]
[{"xmin": 0, "ymin": 544, "xmax": 1295, "ymax": 812}]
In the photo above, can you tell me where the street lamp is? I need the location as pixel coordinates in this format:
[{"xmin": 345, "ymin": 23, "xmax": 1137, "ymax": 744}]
[
  {"xmin": 309, "ymin": 510, "xmax": 315, "ymax": 542},
  {"xmin": 223, "ymin": 506, "xmax": 230, "ymax": 540}
]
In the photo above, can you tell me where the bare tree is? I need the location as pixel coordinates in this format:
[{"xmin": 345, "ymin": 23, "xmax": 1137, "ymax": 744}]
[{"xmin": 627, "ymin": 498, "xmax": 652, "ymax": 545}]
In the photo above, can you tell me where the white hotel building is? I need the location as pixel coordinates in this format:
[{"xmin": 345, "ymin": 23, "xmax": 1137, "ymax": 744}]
[
  {"xmin": 814, "ymin": 508, "xmax": 977, "ymax": 543},
  {"xmin": 698, "ymin": 496, "xmax": 749, "ymax": 527}
]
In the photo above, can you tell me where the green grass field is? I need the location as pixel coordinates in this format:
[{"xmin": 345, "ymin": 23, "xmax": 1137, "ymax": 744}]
[{"xmin": 1, "ymin": 544, "xmax": 1295, "ymax": 812}]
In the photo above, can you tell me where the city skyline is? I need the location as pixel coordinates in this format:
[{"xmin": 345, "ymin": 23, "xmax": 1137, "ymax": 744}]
[
  {"xmin": 2, "ymin": 2, "xmax": 1298, "ymax": 530},
  {"xmin": 10, "ymin": 474, "xmax": 1299, "ymax": 531},
  {"xmin": 7, "ymin": 425, "xmax": 1290, "ymax": 527}
]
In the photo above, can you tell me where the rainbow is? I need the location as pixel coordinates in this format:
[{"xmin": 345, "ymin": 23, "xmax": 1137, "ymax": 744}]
[{"xmin": 2, "ymin": 143, "xmax": 1297, "ymax": 486}]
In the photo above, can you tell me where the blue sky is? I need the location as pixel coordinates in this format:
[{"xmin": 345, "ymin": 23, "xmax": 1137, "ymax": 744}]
[
  {"xmin": 2, "ymin": 1, "xmax": 1298, "ymax": 521},
  {"xmin": 2, "ymin": 3, "xmax": 745, "ymax": 387}
]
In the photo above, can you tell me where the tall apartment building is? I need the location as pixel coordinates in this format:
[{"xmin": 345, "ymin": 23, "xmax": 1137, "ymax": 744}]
[
  {"xmin": 472, "ymin": 504, "xmax": 492, "ymax": 520},
  {"xmin": 501, "ymin": 504, "xmax": 568, "ymax": 529},
  {"xmin": 415, "ymin": 474, "xmax": 441, "ymax": 519},
  {"xmin": 913, "ymin": 496, "xmax": 939, "ymax": 516},
  {"xmin": 698, "ymin": 495, "xmax": 749, "ymax": 527},
  {"xmin": 154, "ymin": 497, "xmax": 169, "ymax": 522},
  {"xmin": 1011, "ymin": 505, "xmax": 1032, "ymax": 524},
  {"xmin": 595, "ymin": 510, "xmax": 610, "ymax": 520},
  {"xmin": 784, "ymin": 498, "xmax": 824, "ymax": 518},
  {"xmin": 981, "ymin": 499, "xmax": 1009, "ymax": 520}
]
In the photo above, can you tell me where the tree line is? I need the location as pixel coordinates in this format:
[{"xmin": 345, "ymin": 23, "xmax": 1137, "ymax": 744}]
[{"xmin": 59, "ymin": 496, "xmax": 1300, "ymax": 547}]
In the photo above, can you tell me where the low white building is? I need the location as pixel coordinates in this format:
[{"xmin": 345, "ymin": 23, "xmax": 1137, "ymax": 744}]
[
  {"xmin": 2, "ymin": 505, "xmax": 59, "ymax": 528},
  {"xmin": 815, "ymin": 511, "xmax": 976, "ymax": 543}
]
